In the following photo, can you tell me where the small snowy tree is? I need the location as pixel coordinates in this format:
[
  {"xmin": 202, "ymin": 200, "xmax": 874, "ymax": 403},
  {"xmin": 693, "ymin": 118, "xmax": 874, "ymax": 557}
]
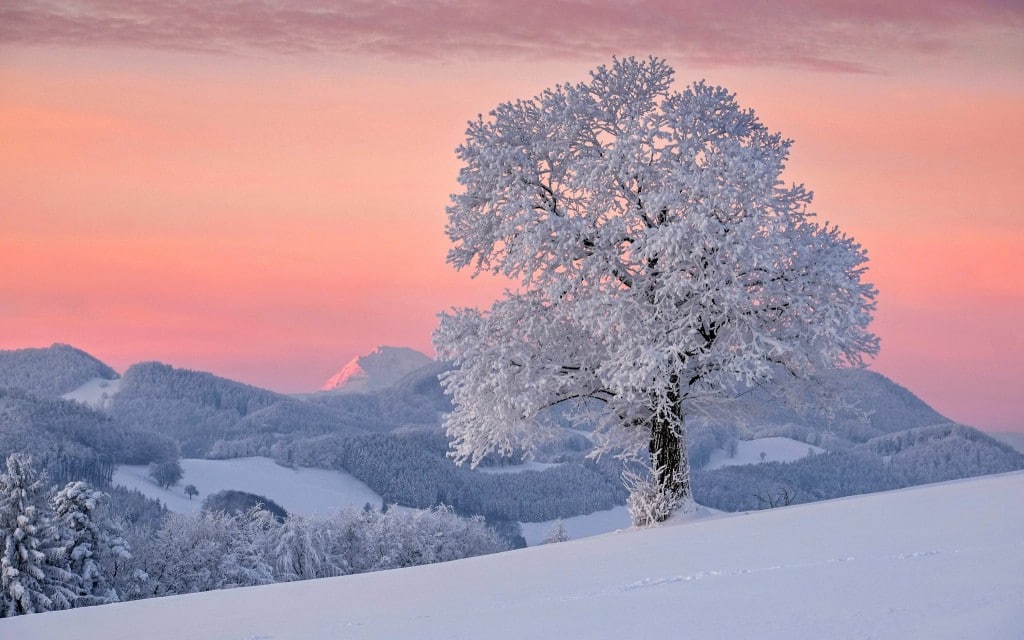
[
  {"xmin": 183, "ymin": 484, "xmax": 199, "ymax": 500},
  {"xmin": 435, "ymin": 57, "xmax": 878, "ymax": 523},
  {"xmin": 541, "ymin": 520, "xmax": 570, "ymax": 544}
]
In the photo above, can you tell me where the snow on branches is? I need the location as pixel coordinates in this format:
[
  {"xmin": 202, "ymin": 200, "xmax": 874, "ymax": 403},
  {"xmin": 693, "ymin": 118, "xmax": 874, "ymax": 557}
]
[{"xmin": 436, "ymin": 57, "xmax": 878, "ymax": 523}]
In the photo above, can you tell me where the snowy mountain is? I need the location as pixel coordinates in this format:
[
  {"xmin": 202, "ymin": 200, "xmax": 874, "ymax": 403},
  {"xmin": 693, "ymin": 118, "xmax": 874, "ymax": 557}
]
[
  {"xmin": 9, "ymin": 471, "xmax": 1023, "ymax": 640},
  {"xmin": 320, "ymin": 346, "xmax": 433, "ymax": 393}
]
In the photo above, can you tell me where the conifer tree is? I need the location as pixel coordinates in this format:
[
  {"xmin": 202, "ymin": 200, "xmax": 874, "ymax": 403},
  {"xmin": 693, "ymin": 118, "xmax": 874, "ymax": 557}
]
[
  {"xmin": 51, "ymin": 481, "xmax": 125, "ymax": 606},
  {"xmin": 0, "ymin": 454, "xmax": 75, "ymax": 616}
]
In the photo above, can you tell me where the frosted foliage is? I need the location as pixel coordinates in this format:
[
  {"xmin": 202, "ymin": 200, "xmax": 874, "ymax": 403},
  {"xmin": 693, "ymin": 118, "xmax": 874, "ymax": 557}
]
[
  {"xmin": 436, "ymin": 57, "xmax": 878, "ymax": 485},
  {"xmin": 51, "ymin": 482, "xmax": 126, "ymax": 606},
  {"xmin": 541, "ymin": 520, "xmax": 569, "ymax": 544},
  {"xmin": 0, "ymin": 455, "xmax": 74, "ymax": 616},
  {"xmin": 623, "ymin": 466, "xmax": 692, "ymax": 527}
]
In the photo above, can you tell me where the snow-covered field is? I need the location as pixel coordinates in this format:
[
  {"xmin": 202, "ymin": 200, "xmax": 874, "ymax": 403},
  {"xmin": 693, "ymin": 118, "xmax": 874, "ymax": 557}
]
[
  {"xmin": 521, "ymin": 505, "xmax": 632, "ymax": 546},
  {"xmin": 113, "ymin": 457, "xmax": 382, "ymax": 516},
  {"xmin": 60, "ymin": 376, "xmax": 121, "ymax": 408},
  {"xmin": 703, "ymin": 436, "xmax": 825, "ymax": 470},
  {"xmin": 474, "ymin": 461, "xmax": 564, "ymax": 474},
  {"xmin": 11, "ymin": 471, "xmax": 1023, "ymax": 639}
]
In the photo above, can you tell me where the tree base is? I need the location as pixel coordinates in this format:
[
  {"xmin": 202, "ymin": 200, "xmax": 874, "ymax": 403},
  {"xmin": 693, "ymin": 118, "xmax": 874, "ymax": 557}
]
[{"xmin": 624, "ymin": 468, "xmax": 686, "ymax": 527}]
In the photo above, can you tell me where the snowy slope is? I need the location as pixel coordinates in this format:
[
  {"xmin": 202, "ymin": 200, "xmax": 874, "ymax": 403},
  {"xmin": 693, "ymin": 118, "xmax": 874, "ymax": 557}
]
[
  {"xmin": 61, "ymin": 376, "xmax": 122, "ymax": 409},
  {"xmin": 113, "ymin": 457, "xmax": 382, "ymax": 516},
  {"xmin": 10, "ymin": 472, "xmax": 1023, "ymax": 639},
  {"xmin": 320, "ymin": 346, "xmax": 433, "ymax": 393},
  {"xmin": 703, "ymin": 436, "xmax": 826, "ymax": 470}
]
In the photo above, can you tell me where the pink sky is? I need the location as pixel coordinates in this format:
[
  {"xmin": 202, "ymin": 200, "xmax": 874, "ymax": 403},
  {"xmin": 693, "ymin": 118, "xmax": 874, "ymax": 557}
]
[{"xmin": 1, "ymin": 1, "xmax": 1022, "ymax": 431}]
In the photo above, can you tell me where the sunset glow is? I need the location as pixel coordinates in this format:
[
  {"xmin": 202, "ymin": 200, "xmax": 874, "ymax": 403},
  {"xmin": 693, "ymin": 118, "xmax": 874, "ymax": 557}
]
[{"xmin": 1, "ymin": 1, "xmax": 1021, "ymax": 431}]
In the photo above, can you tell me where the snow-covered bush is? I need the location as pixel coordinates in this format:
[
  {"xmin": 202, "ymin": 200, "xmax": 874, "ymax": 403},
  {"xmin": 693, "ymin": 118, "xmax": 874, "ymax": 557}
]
[{"xmin": 623, "ymin": 466, "xmax": 686, "ymax": 527}]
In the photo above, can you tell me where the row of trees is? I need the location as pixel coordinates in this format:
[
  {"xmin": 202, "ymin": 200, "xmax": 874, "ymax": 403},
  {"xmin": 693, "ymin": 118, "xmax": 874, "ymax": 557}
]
[
  {"xmin": 0, "ymin": 454, "xmax": 508, "ymax": 617},
  {"xmin": 132, "ymin": 505, "xmax": 506, "ymax": 598}
]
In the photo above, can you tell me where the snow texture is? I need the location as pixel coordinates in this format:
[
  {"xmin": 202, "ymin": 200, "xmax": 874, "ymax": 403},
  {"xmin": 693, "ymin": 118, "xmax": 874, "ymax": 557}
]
[{"xmin": 8, "ymin": 471, "xmax": 1023, "ymax": 639}]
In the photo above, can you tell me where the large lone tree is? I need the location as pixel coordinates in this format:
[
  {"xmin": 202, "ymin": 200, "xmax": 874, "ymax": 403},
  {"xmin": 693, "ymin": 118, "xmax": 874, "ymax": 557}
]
[{"xmin": 434, "ymin": 57, "xmax": 878, "ymax": 521}]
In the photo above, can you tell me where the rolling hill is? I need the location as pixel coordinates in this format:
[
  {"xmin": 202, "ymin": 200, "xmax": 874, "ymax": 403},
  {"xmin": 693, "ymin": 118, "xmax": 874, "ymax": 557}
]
[{"xmin": 8, "ymin": 470, "xmax": 1023, "ymax": 640}]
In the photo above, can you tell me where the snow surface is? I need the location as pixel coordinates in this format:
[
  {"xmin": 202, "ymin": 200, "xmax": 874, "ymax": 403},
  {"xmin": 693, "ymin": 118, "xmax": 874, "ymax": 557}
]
[
  {"xmin": 703, "ymin": 436, "xmax": 825, "ymax": 470},
  {"xmin": 113, "ymin": 457, "xmax": 382, "ymax": 516},
  {"xmin": 11, "ymin": 471, "xmax": 1023, "ymax": 639},
  {"xmin": 475, "ymin": 461, "xmax": 563, "ymax": 474},
  {"xmin": 520, "ymin": 505, "xmax": 632, "ymax": 546},
  {"xmin": 60, "ymin": 376, "xmax": 122, "ymax": 409}
]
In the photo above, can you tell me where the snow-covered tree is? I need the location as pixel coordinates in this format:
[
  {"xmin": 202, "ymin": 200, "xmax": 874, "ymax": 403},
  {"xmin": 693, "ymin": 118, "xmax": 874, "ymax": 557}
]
[
  {"xmin": 218, "ymin": 508, "xmax": 276, "ymax": 589},
  {"xmin": 541, "ymin": 520, "xmax": 570, "ymax": 544},
  {"xmin": 50, "ymin": 481, "xmax": 126, "ymax": 606},
  {"xmin": 0, "ymin": 454, "xmax": 75, "ymax": 616},
  {"xmin": 271, "ymin": 515, "xmax": 342, "ymax": 582},
  {"xmin": 148, "ymin": 459, "xmax": 183, "ymax": 489},
  {"xmin": 435, "ymin": 57, "xmax": 878, "ymax": 522}
]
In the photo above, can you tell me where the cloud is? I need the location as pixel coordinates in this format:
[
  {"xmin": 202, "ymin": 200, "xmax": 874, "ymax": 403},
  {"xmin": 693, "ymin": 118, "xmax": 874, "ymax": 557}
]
[{"xmin": 1, "ymin": 1, "xmax": 1021, "ymax": 72}]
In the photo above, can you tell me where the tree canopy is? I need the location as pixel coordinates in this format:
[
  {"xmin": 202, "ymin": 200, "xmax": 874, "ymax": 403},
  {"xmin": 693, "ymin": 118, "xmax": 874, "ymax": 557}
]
[{"xmin": 435, "ymin": 57, "xmax": 878, "ymax": 520}]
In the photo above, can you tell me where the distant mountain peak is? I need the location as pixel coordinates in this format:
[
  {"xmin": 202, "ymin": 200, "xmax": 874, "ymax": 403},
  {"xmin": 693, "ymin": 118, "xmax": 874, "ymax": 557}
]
[{"xmin": 320, "ymin": 346, "xmax": 433, "ymax": 393}]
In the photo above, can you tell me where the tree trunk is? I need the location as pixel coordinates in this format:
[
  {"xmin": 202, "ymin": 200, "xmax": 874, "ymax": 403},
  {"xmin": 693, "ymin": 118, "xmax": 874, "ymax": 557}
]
[{"xmin": 649, "ymin": 375, "xmax": 692, "ymax": 512}]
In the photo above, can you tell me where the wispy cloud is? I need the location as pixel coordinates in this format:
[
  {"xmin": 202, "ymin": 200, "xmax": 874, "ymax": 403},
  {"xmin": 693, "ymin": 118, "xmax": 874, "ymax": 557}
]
[{"xmin": 2, "ymin": 1, "xmax": 1021, "ymax": 72}]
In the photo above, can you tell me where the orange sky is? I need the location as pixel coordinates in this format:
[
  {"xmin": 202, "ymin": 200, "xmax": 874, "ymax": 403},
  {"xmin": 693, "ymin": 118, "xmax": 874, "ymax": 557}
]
[{"xmin": 1, "ymin": 2, "xmax": 1022, "ymax": 431}]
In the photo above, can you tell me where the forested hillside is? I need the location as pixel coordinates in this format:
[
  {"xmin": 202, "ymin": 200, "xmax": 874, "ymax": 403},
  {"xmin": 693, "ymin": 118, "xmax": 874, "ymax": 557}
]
[
  {"xmin": 3, "ymin": 344, "xmax": 1020, "ymax": 526},
  {"xmin": 693, "ymin": 426, "xmax": 1023, "ymax": 511},
  {"xmin": 110, "ymin": 363, "xmax": 311, "ymax": 456},
  {"xmin": 0, "ymin": 388, "xmax": 178, "ymax": 486},
  {"xmin": 0, "ymin": 344, "xmax": 119, "ymax": 398}
]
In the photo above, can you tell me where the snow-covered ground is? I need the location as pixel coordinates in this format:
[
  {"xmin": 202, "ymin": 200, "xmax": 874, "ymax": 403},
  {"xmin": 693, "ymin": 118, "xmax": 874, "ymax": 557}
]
[
  {"xmin": 116, "ymin": 457, "xmax": 624, "ymax": 544},
  {"xmin": 475, "ymin": 461, "xmax": 563, "ymax": 474},
  {"xmin": 521, "ymin": 505, "xmax": 633, "ymax": 546},
  {"xmin": 60, "ymin": 376, "xmax": 122, "ymax": 408},
  {"xmin": 703, "ymin": 436, "xmax": 825, "ymax": 470},
  {"xmin": 11, "ymin": 471, "xmax": 1023, "ymax": 639},
  {"xmin": 113, "ymin": 457, "xmax": 382, "ymax": 516}
]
